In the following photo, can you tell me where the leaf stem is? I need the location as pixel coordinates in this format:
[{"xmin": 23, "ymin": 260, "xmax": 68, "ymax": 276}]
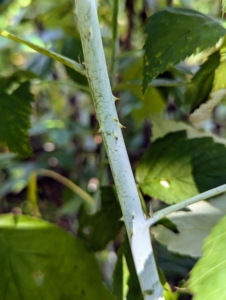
[
  {"xmin": 146, "ymin": 184, "xmax": 226, "ymax": 227},
  {"xmin": 0, "ymin": 30, "xmax": 86, "ymax": 77},
  {"xmin": 33, "ymin": 80, "xmax": 90, "ymax": 93},
  {"xmin": 36, "ymin": 168, "xmax": 94, "ymax": 207}
]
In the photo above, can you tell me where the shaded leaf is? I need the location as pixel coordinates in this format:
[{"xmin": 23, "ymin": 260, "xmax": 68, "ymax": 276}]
[
  {"xmin": 190, "ymin": 89, "xmax": 226, "ymax": 128},
  {"xmin": 189, "ymin": 212, "xmax": 226, "ymax": 299},
  {"xmin": 155, "ymin": 242, "xmax": 197, "ymax": 279},
  {"xmin": 78, "ymin": 186, "xmax": 122, "ymax": 251},
  {"xmin": 28, "ymin": 54, "xmax": 53, "ymax": 78},
  {"xmin": 37, "ymin": 1, "xmax": 73, "ymax": 28},
  {"xmin": 136, "ymin": 131, "xmax": 226, "ymax": 204},
  {"xmin": 152, "ymin": 200, "xmax": 225, "ymax": 257},
  {"xmin": 0, "ymin": 0, "xmax": 12, "ymax": 13},
  {"xmin": 112, "ymin": 239, "xmax": 143, "ymax": 300},
  {"xmin": 0, "ymin": 82, "xmax": 34, "ymax": 157},
  {"xmin": 0, "ymin": 70, "xmax": 37, "ymax": 91},
  {"xmin": 184, "ymin": 51, "xmax": 220, "ymax": 112},
  {"xmin": 62, "ymin": 38, "xmax": 88, "ymax": 85},
  {"xmin": 112, "ymin": 245, "xmax": 129, "ymax": 300},
  {"xmin": 0, "ymin": 214, "xmax": 114, "ymax": 300},
  {"xmin": 143, "ymin": 7, "xmax": 226, "ymax": 92}
]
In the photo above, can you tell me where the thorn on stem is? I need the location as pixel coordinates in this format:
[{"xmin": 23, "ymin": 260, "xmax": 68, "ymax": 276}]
[
  {"xmin": 113, "ymin": 131, "xmax": 118, "ymax": 140},
  {"xmin": 118, "ymin": 122, "xmax": 126, "ymax": 129},
  {"xmin": 88, "ymin": 27, "xmax": 93, "ymax": 39},
  {"xmin": 113, "ymin": 96, "xmax": 120, "ymax": 101},
  {"xmin": 112, "ymin": 116, "xmax": 118, "ymax": 122}
]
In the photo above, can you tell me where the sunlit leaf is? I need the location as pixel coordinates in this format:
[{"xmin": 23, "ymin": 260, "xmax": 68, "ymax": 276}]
[
  {"xmin": 0, "ymin": 214, "xmax": 114, "ymax": 300},
  {"xmin": 136, "ymin": 131, "xmax": 226, "ymax": 204},
  {"xmin": 143, "ymin": 7, "xmax": 226, "ymax": 92},
  {"xmin": 212, "ymin": 39, "xmax": 226, "ymax": 91},
  {"xmin": 222, "ymin": 0, "xmax": 226, "ymax": 16},
  {"xmin": 189, "ymin": 212, "xmax": 226, "ymax": 299}
]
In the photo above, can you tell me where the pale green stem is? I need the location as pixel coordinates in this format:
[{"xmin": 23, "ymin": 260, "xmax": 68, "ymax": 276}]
[
  {"xmin": 33, "ymin": 80, "xmax": 90, "ymax": 93},
  {"xmin": 146, "ymin": 184, "xmax": 226, "ymax": 227},
  {"xmin": 0, "ymin": 30, "xmax": 86, "ymax": 76},
  {"xmin": 74, "ymin": 1, "xmax": 163, "ymax": 299},
  {"xmin": 36, "ymin": 168, "xmax": 94, "ymax": 207}
]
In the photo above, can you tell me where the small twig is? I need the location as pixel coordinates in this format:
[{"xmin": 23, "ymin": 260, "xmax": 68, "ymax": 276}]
[
  {"xmin": 36, "ymin": 168, "xmax": 94, "ymax": 207},
  {"xmin": 146, "ymin": 184, "xmax": 226, "ymax": 227},
  {"xmin": 0, "ymin": 30, "xmax": 87, "ymax": 77}
]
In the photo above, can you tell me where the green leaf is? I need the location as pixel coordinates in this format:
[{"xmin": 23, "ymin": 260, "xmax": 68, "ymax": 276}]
[
  {"xmin": 0, "ymin": 214, "xmax": 114, "ymax": 300},
  {"xmin": 143, "ymin": 7, "xmax": 226, "ymax": 92},
  {"xmin": 212, "ymin": 39, "xmax": 226, "ymax": 91},
  {"xmin": 112, "ymin": 244, "xmax": 129, "ymax": 300},
  {"xmin": 112, "ymin": 239, "xmax": 143, "ymax": 300},
  {"xmin": 131, "ymin": 86, "xmax": 165, "ymax": 123},
  {"xmin": 0, "ymin": 82, "xmax": 34, "ymax": 157},
  {"xmin": 222, "ymin": 0, "xmax": 226, "ymax": 16},
  {"xmin": 156, "ymin": 242, "xmax": 196, "ymax": 279},
  {"xmin": 152, "ymin": 199, "xmax": 226, "ymax": 257},
  {"xmin": 0, "ymin": 70, "xmax": 37, "ymax": 91},
  {"xmin": 189, "ymin": 212, "xmax": 226, "ymax": 299},
  {"xmin": 78, "ymin": 186, "xmax": 122, "ymax": 251},
  {"xmin": 136, "ymin": 131, "xmax": 226, "ymax": 204},
  {"xmin": 184, "ymin": 51, "xmax": 220, "ymax": 112},
  {"xmin": 62, "ymin": 38, "xmax": 88, "ymax": 86}
]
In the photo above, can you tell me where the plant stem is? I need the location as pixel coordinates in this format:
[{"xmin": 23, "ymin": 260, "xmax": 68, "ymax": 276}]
[
  {"xmin": 36, "ymin": 169, "xmax": 94, "ymax": 207},
  {"xmin": 74, "ymin": 1, "xmax": 163, "ymax": 299},
  {"xmin": 146, "ymin": 184, "xmax": 226, "ymax": 227},
  {"xmin": 0, "ymin": 30, "xmax": 86, "ymax": 76}
]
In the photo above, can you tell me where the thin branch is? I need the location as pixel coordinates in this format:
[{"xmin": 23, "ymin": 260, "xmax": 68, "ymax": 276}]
[
  {"xmin": 146, "ymin": 184, "xmax": 226, "ymax": 227},
  {"xmin": 0, "ymin": 30, "xmax": 87, "ymax": 77},
  {"xmin": 32, "ymin": 79, "xmax": 90, "ymax": 93},
  {"xmin": 36, "ymin": 168, "xmax": 94, "ymax": 207}
]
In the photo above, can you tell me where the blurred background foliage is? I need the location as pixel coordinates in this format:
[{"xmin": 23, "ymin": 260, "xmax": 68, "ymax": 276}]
[{"xmin": 0, "ymin": 0, "xmax": 224, "ymax": 299}]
